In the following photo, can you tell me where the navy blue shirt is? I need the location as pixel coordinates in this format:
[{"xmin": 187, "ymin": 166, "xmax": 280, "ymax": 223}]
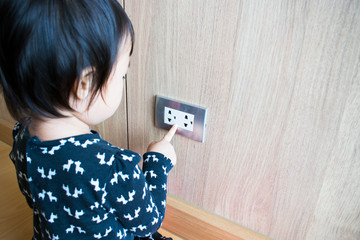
[{"xmin": 10, "ymin": 121, "xmax": 173, "ymax": 239}]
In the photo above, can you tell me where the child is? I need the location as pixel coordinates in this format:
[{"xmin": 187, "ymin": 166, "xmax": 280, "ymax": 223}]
[{"xmin": 0, "ymin": 1, "xmax": 177, "ymax": 239}]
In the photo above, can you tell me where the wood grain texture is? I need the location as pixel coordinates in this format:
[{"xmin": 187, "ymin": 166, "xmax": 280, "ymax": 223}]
[
  {"xmin": 0, "ymin": 141, "xmax": 33, "ymax": 240},
  {"xmin": 163, "ymin": 195, "xmax": 270, "ymax": 240},
  {"xmin": 158, "ymin": 228, "xmax": 184, "ymax": 240},
  {"xmin": 125, "ymin": 0, "xmax": 360, "ymax": 239},
  {"xmin": 1, "ymin": 0, "xmax": 359, "ymax": 239}
]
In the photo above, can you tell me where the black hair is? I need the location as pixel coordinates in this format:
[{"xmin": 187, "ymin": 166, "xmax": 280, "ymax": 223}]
[{"xmin": 0, "ymin": 0, "xmax": 134, "ymax": 120}]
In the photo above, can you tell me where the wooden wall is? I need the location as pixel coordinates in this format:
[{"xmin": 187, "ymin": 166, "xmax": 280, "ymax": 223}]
[
  {"xmin": 124, "ymin": 0, "xmax": 360, "ymax": 239},
  {"xmin": 1, "ymin": 0, "xmax": 359, "ymax": 239}
]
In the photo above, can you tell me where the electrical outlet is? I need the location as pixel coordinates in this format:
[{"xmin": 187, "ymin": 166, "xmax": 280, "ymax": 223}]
[
  {"xmin": 164, "ymin": 107, "xmax": 195, "ymax": 131},
  {"xmin": 155, "ymin": 95, "xmax": 207, "ymax": 142}
]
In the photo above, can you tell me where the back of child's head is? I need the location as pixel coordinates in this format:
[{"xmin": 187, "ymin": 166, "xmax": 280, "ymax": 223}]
[{"xmin": 0, "ymin": 0, "xmax": 134, "ymax": 121}]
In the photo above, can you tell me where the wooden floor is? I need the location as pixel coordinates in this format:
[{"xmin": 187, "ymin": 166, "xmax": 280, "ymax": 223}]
[
  {"xmin": 0, "ymin": 141, "xmax": 33, "ymax": 239},
  {"xmin": 0, "ymin": 140, "xmax": 182, "ymax": 240}
]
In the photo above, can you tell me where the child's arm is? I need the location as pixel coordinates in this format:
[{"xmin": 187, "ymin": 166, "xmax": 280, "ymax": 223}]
[{"xmin": 103, "ymin": 126, "xmax": 177, "ymax": 237}]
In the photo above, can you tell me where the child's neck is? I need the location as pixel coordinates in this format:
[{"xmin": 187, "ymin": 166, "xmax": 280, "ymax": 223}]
[{"xmin": 29, "ymin": 114, "xmax": 92, "ymax": 141}]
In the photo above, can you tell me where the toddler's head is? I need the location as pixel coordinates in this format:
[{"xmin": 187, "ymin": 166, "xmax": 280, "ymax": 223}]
[{"xmin": 0, "ymin": 0, "xmax": 134, "ymax": 121}]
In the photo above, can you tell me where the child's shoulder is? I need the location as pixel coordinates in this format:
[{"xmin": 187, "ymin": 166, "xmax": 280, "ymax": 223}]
[
  {"xmin": 89, "ymin": 135, "xmax": 142, "ymax": 165},
  {"xmin": 41, "ymin": 130, "xmax": 141, "ymax": 163},
  {"xmin": 13, "ymin": 120, "xmax": 141, "ymax": 164}
]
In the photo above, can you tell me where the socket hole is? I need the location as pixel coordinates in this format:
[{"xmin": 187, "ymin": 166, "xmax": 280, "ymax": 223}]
[
  {"xmin": 185, "ymin": 115, "xmax": 188, "ymax": 119},
  {"xmin": 174, "ymin": 116, "xmax": 176, "ymax": 120},
  {"xmin": 184, "ymin": 123, "xmax": 188, "ymax": 127},
  {"xmin": 168, "ymin": 118, "xmax": 172, "ymax": 122},
  {"xmin": 168, "ymin": 110, "xmax": 172, "ymax": 114}
]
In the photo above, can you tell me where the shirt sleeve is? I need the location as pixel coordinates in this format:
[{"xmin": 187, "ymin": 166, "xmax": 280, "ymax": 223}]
[{"xmin": 103, "ymin": 150, "xmax": 173, "ymax": 237}]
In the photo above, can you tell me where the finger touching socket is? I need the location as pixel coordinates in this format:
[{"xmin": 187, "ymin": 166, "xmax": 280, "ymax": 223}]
[
  {"xmin": 155, "ymin": 95, "xmax": 207, "ymax": 142},
  {"xmin": 164, "ymin": 107, "xmax": 195, "ymax": 131}
]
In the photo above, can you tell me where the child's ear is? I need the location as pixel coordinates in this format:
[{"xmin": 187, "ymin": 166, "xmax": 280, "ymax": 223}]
[{"xmin": 76, "ymin": 67, "xmax": 94, "ymax": 100}]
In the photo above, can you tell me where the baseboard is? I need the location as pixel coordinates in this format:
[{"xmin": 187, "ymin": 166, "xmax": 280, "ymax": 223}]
[
  {"xmin": 163, "ymin": 196, "xmax": 269, "ymax": 240},
  {"xmin": 0, "ymin": 118, "xmax": 269, "ymax": 240}
]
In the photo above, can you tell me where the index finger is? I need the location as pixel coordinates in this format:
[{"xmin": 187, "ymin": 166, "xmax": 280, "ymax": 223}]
[{"xmin": 162, "ymin": 124, "xmax": 178, "ymax": 142}]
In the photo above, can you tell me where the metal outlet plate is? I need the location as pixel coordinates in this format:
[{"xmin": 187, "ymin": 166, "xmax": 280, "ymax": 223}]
[{"xmin": 155, "ymin": 95, "xmax": 207, "ymax": 142}]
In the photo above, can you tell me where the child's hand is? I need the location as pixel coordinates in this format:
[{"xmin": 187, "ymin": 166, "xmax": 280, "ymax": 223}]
[{"xmin": 147, "ymin": 125, "xmax": 177, "ymax": 165}]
